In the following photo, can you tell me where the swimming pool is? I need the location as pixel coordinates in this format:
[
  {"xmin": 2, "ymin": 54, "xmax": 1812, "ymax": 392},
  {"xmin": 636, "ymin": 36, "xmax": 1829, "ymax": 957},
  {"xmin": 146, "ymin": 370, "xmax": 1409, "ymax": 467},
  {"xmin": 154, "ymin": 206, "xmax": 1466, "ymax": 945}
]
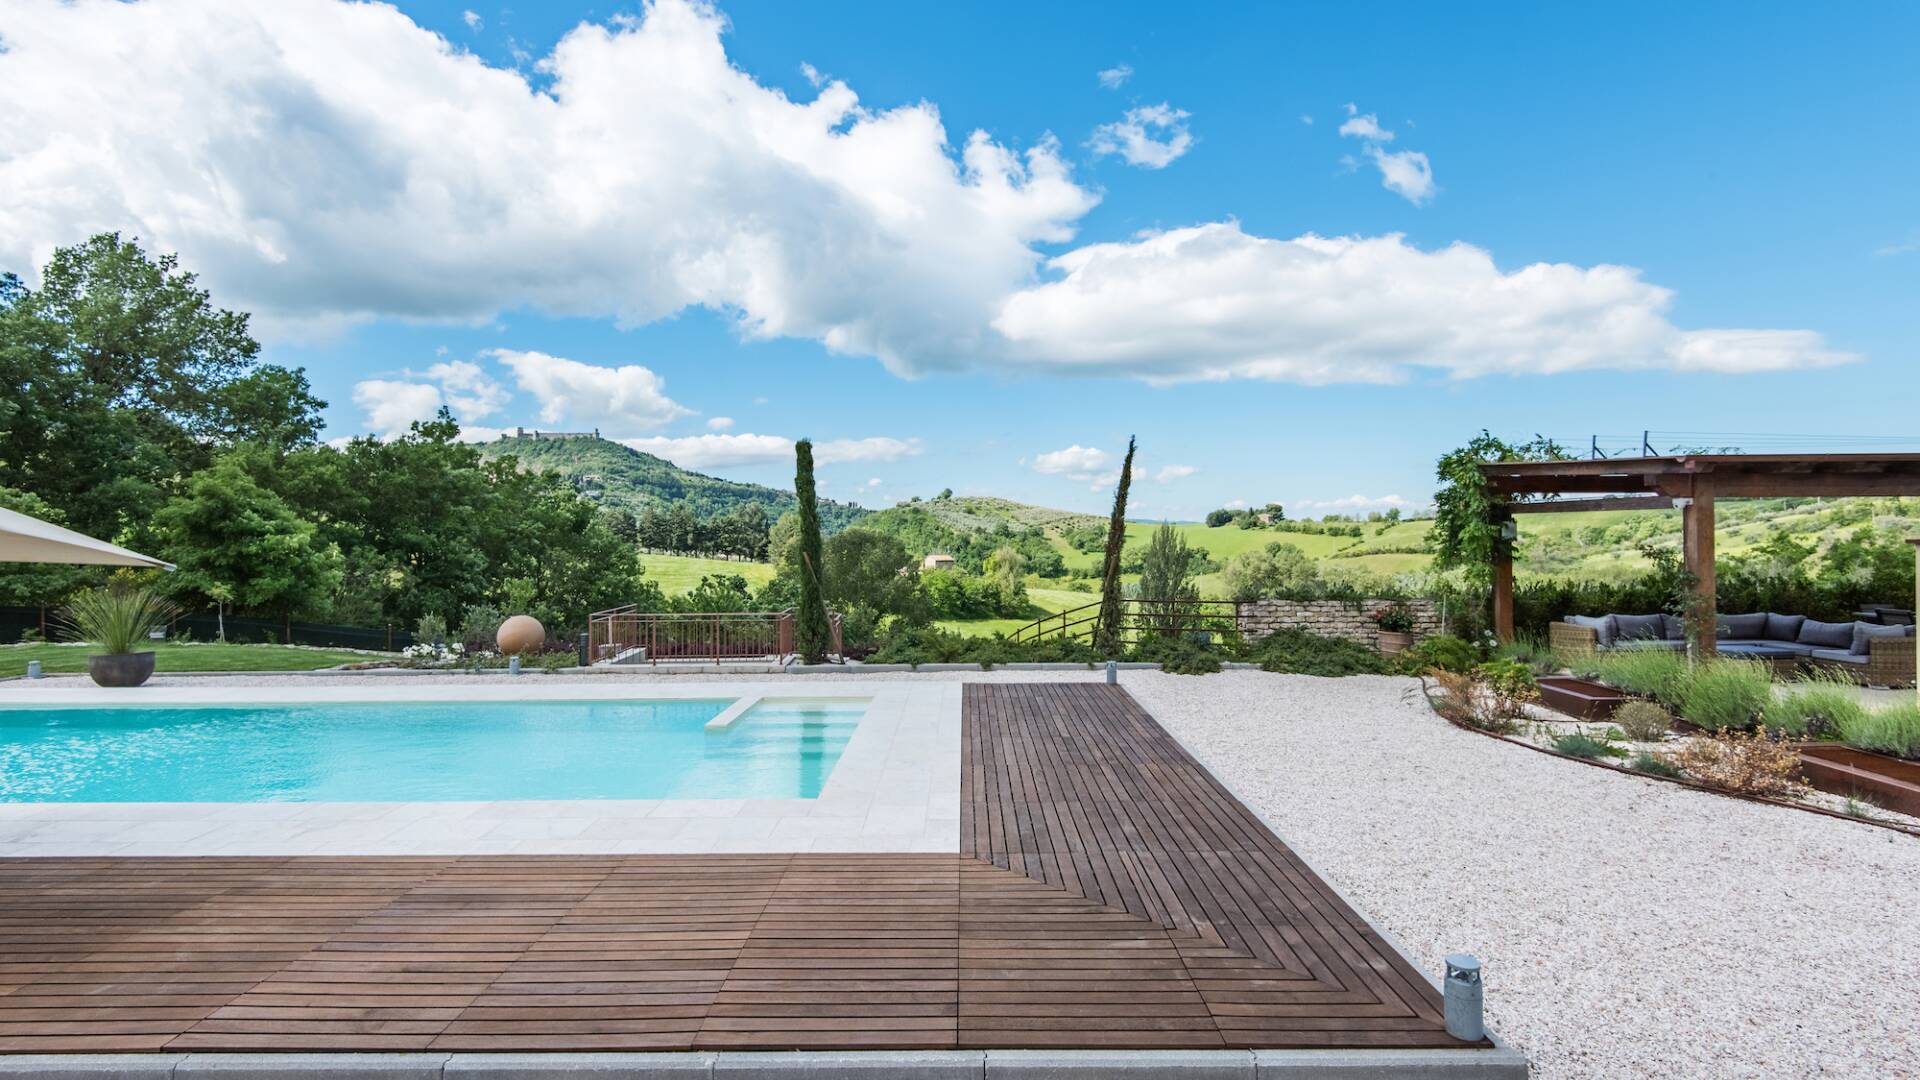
[{"xmin": 0, "ymin": 697, "xmax": 867, "ymax": 802}]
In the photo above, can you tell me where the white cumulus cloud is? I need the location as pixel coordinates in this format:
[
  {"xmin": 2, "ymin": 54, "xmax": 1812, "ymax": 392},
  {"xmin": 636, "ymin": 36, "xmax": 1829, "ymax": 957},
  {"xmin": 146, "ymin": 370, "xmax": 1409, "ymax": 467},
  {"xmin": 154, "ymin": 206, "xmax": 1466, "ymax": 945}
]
[
  {"xmin": 1153, "ymin": 464, "xmax": 1197, "ymax": 483},
  {"xmin": 461, "ymin": 9, "xmax": 482, "ymax": 31},
  {"xmin": 621, "ymin": 433, "xmax": 919, "ymax": 470},
  {"xmin": 1032, "ymin": 445, "xmax": 1113, "ymax": 479},
  {"xmin": 1338, "ymin": 108, "xmax": 1434, "ymax": 204},
  {"xmin": 352, "ymin": 380, "xmax": 445, "ymax": 439},
  {"xmin": 993, "ymin": 223, "xmax": 1856, "ymax": 382},
  {"xmin": 1096, "ymin": 64, "xmax": 1133, "ymax": 90},
  {"xmin": 0, "ymin": 0, "xmax": 1851, "ymax": 387},
  {"xmin": 491, "ymin": 350, "xmax": 691, "ymax": 432},
  {"xmin": 1089, "ymin": 103, "xmax": 1193, "ymax": 169},
  {"xmin": 1295, "ymin": 494, "xmax": 1412, "ymax": 513},
  {"xmin": 423, "ymin": 359, "xmax": 508, "ymax": 419},
  {"xmin": 706, "ymin": 416, "xmax": 735, "ymax": 431},
  {"xmin": 0, "ymin": 0, "xmax": 1095, "ymax": 364}
]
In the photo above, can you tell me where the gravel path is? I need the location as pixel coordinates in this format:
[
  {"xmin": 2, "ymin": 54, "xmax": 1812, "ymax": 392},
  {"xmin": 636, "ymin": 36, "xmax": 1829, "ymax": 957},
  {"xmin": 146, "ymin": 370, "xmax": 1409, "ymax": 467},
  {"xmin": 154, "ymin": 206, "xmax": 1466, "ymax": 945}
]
[
  {"xmin": 14, "ymin": 668, "xmax": 1919, "ymax": 1076},
  {"xmin": 1122, "ymin": 670, "xmax": 1920, "ymax": 1080}
]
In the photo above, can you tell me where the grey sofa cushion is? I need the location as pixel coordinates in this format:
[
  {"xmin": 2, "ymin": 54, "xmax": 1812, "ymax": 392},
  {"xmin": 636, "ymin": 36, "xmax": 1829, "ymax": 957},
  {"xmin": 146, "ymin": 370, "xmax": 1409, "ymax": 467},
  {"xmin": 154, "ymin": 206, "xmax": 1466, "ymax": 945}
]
[
  {"xmin": 1613, "ymin": 613, "xmax": 1666, "ymax": 642},
  {"xmin": 1851, "ymin": 621, "xmax": 1909, "ymax": 655},
  {"xmin": 1716, "ymin": 612, "xmax": 1768, "ymax": 639},
  {"xmin": 1764, "ymin": 613, "xmax": 1806, "ymax": 642},
  {"xmin": 1811, "ymin": 647, "xmax": 1868, "ymax": 665},
  {"xmin": 1798, "ymin": 619, "xmax": 1856, "ymax": 649},
  {"xmin": 1565, "ymin": 614, "xmax": 1614, "ymax": 648},
  {"xmin": 1663, "ymin": 614, "xmax": 1685, "ymax": 640}
]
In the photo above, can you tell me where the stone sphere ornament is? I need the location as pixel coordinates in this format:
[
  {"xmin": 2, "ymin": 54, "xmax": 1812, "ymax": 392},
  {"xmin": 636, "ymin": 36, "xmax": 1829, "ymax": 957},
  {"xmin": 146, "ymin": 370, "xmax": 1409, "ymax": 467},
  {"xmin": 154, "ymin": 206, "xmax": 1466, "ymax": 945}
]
[{"xmin": 495, "ymin": 615, "xmax": 546, "ymax": 656}]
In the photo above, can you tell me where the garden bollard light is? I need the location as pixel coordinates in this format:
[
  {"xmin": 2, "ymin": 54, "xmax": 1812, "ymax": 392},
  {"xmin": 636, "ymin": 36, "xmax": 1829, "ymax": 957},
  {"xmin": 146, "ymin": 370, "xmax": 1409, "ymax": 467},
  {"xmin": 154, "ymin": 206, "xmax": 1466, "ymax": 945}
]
[
  {"xmin": 577, "ymin": 632, "xmax": 589, "ymax": 667},
  {"xmin": 1105, "ymin": 659, "xmax": 1117, "ymax": 685},
  {"xmin": 1443, "ymin": 953, "xmax": 1484, "ymax": 1042},
  {"xmin": 26, "ymin": 660, "xmax": 42, "ymax": 679},
  {"xmin": 508, "ymin": 655, "xmax": 521, "ymax": 675}
]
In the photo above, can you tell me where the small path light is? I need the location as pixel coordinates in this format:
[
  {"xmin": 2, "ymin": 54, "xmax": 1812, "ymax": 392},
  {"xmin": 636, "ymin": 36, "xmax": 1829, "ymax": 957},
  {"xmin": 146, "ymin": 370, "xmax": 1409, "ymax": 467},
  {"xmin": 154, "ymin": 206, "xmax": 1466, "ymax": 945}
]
[
  {"xmin": 26, "ymin": 660, "xmax": 42, "ymax": 679},
  {"xmin": 1444, "ymin": 953, "xmax": 1485, "ymax": 1042},
  {"xmin": 1105, "ymin": 659, "xmax": 1117, "ymax": 685},
  {"xmin": 508, "ymin": 655, "xmax": 521, "ymax": 676}
]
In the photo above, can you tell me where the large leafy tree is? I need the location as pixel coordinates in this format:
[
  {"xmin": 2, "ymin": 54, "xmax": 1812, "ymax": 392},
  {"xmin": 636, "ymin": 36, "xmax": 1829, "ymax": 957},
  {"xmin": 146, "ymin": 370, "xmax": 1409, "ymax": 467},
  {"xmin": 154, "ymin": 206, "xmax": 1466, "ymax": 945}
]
[
  {"xmin": 150, "ymin": 457, "xmax": 343, "ymax": 618},
  {"xmin": 0, "ymin": 234, "xmax": 323, "ymax": 538},
  {"xmin": 792, "ymin": 439, "xmax": 830, "ymax": 662},
  {"xmin": 1094, "ymin": 437, "xmax": 1136, "ymax": 655}
]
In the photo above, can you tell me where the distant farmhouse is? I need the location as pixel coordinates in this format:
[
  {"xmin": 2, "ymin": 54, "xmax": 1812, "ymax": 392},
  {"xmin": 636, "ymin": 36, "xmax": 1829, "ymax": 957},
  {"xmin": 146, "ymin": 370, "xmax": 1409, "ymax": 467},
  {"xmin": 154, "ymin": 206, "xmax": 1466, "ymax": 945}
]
[{"xmin": 922, "ymin": 553, "xmax": 956, "ymax": 571}]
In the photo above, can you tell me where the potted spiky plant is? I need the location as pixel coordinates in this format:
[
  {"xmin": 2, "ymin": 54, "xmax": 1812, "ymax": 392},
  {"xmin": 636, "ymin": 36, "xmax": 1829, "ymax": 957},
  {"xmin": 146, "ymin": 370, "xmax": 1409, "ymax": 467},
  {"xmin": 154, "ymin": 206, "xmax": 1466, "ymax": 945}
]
[{"xmin": 60, "ymin": 585, "xmax": 177, "ymax": 687}]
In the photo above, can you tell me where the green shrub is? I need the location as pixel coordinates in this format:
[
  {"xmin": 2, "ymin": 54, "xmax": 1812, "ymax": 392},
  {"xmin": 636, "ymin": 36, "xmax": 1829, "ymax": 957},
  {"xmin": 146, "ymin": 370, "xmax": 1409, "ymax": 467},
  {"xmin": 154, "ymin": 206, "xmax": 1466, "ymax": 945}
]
[
  {"xmin": 1130, "ymin": 635, "xmax": 1222, "ymax": 675},
  {"xmin": 1246, "ymin": 628, "xmax": 1389, "ymax": 677},
  {"xmin": 58, "ymin": 585, "xmax": 177, "ymax": 655},
  {"xmin": 1473, "ymin": 659, "xmax": 1539, "ymax": 719},
  {"xmin": 1629, "ymin": 751, "xmax": 1684, "ymax": 778},
  {"xmin": 1766, "ymin": 673, "xmax": 1868, "ymax": 739},
  {"xmin": 865, "ymin": 625, "xmax": 1102, "ymax": 667},
  {"xmin": 1553, "ymin": 732, "xmax": 1627, "ymax": 759},
  {"xmin": 1493, "ymin": 634, "xmax": 1558, "ymax": 676},
  {"xmin": 1393, "ymin": 633, "xmax": 1481, "ymax": 675},
  {"xmin": 1834, "ymin": 702, "xmax": 1920, "ymax": 760},
  {"xmin": 1612, "ymin": 700, "xmax": 1674, "ymax": 742},
  {"xmin": 1680, "ymin": 658, "xmax": 1773, "ymax": 732},
  {"xmin": 1591, "ymin": 649, "xmax": 1691, "ymax": 709}
]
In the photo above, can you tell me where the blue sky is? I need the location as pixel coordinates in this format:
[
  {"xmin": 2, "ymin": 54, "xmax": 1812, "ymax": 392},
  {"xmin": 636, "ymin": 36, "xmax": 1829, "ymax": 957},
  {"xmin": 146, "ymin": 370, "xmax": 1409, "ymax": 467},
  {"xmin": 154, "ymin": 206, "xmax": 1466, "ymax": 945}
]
[{"xmin": 4, "ymin": 0, "xmax": 1916, "ymax": 519}]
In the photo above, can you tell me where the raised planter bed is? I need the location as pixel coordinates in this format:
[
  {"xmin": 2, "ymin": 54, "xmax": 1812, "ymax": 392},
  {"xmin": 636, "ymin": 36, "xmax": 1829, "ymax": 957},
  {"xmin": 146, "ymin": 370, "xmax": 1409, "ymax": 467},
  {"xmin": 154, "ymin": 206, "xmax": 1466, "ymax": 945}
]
[
  {"xmin": 1537, "ymin": 675, "xmax": 1632, "ymax": 721},
  {"xmin": 1796, "ymin": 744, "xmax": 1920, "ymax": 818}
]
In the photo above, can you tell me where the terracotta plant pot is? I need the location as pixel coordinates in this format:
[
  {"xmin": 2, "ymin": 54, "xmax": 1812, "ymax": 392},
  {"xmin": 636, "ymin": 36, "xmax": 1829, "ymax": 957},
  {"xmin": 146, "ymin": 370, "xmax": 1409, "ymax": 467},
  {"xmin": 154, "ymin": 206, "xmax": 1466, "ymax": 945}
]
[
  {"xmin": 88, "ymin": 651, "xmax": 156, "ymax": 688},
  {"xmin": 1376, "ymin": 630, "xmax": 1414, "ymax": 656}
]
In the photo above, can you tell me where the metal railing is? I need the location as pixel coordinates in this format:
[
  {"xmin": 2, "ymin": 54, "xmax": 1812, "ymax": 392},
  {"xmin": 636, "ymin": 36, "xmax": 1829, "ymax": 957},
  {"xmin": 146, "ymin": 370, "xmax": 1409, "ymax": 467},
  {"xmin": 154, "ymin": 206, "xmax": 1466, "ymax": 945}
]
[
  {"xmin": 587, "ymin": 606, "xmax": 841, "ymax": 665},
  {"xmin": 1009, "ymin": 597, "xmax": 1243, "ymax": 646}
]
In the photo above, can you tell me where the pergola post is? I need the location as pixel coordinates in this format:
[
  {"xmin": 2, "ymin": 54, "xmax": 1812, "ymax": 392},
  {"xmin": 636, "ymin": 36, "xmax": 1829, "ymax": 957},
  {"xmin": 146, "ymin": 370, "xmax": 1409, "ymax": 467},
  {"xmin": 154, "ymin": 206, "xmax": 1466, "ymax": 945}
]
[
  {"xmin": 1909, "ymin": 538, "xmax": 1919, "ymax": 702},
  {"xmin": 1681, "ymin": 477, "xmax": 1717, "ymax": 659},
  {"xmin": 1491, "ymin": 541, "xmax": 1515, "ymax": 644}
]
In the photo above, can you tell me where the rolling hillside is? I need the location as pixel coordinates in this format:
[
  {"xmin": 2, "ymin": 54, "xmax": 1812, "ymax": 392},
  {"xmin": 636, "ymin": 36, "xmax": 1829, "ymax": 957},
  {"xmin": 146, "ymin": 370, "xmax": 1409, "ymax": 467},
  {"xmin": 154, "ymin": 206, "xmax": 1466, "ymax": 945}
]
[{"xmin": 480, "ymin": 434, "xmax": 868, "ymax": 530}]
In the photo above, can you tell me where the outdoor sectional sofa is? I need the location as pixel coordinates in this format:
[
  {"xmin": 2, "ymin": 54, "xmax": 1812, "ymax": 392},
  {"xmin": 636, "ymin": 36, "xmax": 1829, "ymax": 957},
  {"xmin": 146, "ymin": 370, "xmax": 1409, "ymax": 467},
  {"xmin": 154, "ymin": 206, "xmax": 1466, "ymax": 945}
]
[{"xmin": 1550, "ymin": 612, "xmax": 1917, "ymax": 688}]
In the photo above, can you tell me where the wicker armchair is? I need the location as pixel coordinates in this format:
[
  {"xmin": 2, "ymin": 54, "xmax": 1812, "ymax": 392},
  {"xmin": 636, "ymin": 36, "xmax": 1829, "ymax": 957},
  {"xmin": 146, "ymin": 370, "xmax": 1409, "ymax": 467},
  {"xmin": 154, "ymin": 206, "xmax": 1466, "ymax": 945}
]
[
  {"xmin": 1854, "ymin": 634, "xmax": 1916, "ymax": 689},
  {"xmin": 1548, "ymin": 621, "xmax": 1599, "ymax": 658}
]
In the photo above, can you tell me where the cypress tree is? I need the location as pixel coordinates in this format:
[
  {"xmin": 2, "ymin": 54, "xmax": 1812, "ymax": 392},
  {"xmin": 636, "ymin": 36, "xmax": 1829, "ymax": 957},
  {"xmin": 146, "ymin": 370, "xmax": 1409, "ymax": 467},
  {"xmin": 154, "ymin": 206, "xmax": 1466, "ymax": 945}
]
[
  {"xmin": 1093, "ymin": 436, "xmax": 1136, "ymax": 656},
  {"xmin": 793, "ymin": 438, "xmax": 830, "ymax": 663}
]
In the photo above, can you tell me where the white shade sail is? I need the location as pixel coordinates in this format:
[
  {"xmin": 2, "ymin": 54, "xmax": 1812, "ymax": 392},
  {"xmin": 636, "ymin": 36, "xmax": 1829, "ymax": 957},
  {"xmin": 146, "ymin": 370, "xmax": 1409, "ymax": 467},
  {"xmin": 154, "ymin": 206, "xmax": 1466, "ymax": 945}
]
[{"xmin": 0, "ymin": 505, "xmax": 174, "ymax": 570}]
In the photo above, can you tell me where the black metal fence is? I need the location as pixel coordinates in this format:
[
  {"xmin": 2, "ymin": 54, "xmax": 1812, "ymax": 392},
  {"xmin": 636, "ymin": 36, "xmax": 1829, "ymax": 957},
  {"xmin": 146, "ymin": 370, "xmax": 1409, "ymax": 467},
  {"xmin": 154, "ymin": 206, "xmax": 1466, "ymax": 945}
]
[{"xmin": 0, "ymin": 605, "xmax": 411, "ymax": 652}]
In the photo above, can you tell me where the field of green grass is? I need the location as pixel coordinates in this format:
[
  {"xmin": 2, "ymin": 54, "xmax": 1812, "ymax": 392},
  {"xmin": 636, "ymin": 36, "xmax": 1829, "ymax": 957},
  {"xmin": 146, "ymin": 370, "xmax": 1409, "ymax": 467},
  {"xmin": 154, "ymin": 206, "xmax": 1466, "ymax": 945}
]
[
  {"xmin": 1, "ymin": 642, "xmax": 374, "ymax": 678},
  {"xmin": 936, "ymin": 585, "xmax": 1091, "ymax": 638},
  {"xmin": 639, "ymin": 553, "xmax": 778, "ymax": 593}
]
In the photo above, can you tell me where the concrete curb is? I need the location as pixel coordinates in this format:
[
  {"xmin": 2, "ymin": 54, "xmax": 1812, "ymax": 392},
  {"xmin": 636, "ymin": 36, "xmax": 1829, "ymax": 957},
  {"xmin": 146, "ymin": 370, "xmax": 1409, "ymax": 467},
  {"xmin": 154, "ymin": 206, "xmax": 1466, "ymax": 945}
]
[{"xmin": 0, "ymin": 1049, "xmax": 1531, "ymax": 1079}]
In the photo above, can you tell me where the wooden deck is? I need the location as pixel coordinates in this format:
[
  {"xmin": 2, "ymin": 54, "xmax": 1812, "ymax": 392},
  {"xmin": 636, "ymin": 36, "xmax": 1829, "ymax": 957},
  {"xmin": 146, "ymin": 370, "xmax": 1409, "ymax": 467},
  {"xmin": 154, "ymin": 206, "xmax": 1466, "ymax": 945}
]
[{"xmin": 0, "ymin": 683, "xmax": 1471, "ymax": 1054}]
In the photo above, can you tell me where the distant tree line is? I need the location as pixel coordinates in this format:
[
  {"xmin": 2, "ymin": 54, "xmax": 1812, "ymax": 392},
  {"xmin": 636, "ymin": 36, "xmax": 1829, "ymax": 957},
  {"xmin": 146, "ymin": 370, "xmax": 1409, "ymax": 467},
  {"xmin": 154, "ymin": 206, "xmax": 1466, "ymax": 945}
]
[{"xmin": 632, "ymin": 501, "xmax": 770, "ymax": 561}]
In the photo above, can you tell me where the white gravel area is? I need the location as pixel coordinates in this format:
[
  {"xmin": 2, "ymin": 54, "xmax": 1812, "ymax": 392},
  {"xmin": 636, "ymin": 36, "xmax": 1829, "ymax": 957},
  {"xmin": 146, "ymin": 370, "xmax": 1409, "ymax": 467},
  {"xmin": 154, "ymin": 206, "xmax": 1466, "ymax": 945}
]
[
  {"xmin": 10, "ymin": 668, "xmax": 1919, "ymax": 1076},
  {"xmin": 1121, "ymin": 670, "xmax": 1920, "ymax": 1080}
]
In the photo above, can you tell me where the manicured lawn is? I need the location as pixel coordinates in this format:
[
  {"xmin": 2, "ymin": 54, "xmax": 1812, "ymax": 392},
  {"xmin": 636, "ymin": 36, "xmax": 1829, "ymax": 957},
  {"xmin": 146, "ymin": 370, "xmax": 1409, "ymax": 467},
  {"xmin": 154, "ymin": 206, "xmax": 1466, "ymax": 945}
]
[
  {"xmin": 639, "ymin": 553, "xmax": 777, "ymax": 594},
  {"xmin": 0, "ymin": 642, "xmax": 375, "ymax": 678}
]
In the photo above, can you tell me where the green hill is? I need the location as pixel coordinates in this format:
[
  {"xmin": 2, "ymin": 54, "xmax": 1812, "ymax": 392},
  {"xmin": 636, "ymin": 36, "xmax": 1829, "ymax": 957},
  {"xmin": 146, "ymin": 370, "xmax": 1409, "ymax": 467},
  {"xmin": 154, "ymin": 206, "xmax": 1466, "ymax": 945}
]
[
  {"xmin": 852, "ymin": 495, "xmax": 1104, "ymax": 577},
  {"xmin": 479, "ymin": 434, "xmax": 868, "ymax": 530}
]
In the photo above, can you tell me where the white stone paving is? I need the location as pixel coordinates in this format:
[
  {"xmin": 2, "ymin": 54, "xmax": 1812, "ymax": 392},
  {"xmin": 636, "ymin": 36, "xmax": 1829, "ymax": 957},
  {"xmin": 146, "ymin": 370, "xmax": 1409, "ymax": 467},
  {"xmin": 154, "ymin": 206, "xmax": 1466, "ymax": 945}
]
[{"xmin": 0, "ymin": 681, "xmax": 960, "ymax": 856}]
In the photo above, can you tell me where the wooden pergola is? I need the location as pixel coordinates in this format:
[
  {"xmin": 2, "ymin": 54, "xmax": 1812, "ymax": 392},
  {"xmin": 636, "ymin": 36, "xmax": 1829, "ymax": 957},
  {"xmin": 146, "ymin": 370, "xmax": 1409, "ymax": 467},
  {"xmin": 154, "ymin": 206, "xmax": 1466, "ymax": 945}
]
[{"xmin": 1478, "ymin": 453, "xmax": 1920, "ymax": 655}]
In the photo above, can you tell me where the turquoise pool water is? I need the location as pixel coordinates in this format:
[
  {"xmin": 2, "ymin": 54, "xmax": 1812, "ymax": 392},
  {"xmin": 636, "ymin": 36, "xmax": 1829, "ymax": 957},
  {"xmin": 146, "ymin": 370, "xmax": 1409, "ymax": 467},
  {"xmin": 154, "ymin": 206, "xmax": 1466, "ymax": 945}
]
[{"xmin": 0, "ymin": 698, "xmax": 866, "ymax": 802}]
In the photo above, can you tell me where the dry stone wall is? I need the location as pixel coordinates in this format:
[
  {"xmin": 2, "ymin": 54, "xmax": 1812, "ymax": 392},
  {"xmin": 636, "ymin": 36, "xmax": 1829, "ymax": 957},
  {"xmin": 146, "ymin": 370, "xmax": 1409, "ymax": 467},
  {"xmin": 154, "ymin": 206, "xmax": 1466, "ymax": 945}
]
[{"xmin": 1235, "ymin": 598, "xmax": 1442, "ymax": 651}]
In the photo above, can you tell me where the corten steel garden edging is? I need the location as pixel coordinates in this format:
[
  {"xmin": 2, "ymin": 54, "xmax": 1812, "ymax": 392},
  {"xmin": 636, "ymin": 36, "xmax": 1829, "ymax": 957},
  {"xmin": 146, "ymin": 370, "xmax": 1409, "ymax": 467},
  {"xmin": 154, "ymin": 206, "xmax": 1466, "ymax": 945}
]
[
  {"xmin": 1419, "ymin": 678, "xmax": 1920, "ymax": 840},
  {"xmin": 0, "ymin": 1048, "xmax": 1532, "ymax": 1079}
]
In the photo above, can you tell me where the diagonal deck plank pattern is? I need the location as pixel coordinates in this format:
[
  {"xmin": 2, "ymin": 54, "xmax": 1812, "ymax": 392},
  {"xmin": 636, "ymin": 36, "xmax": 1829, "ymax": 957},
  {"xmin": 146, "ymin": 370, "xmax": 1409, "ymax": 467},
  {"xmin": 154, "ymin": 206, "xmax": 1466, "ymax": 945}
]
[
  {"xmin": 0, "ymin": 682, "xmax": 1473, "ymax": 1053},
  {"xmin": 962, "ymin": 683, "xmax": 1462, "ymax": 1049}
]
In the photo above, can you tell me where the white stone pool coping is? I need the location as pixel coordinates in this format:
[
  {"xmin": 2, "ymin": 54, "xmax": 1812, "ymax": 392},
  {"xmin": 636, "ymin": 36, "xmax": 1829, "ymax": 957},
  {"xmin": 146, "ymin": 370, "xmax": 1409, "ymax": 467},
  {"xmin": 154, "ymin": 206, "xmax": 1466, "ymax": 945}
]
[{"xmin": 0, "ymin": 681, "xmax": 961, "ymax": 857}]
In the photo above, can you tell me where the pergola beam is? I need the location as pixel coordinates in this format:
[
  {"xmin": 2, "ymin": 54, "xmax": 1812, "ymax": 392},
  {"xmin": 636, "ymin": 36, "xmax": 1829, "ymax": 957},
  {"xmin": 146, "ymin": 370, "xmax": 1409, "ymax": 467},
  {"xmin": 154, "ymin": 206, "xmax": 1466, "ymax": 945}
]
[
  {"xmin": 1509, "ymin": 495, "xmax": 1675, "ymax": 515},
  {"xmin": 1476, "ymin": 452, "xmax": 1920, "ymax": 655}
]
